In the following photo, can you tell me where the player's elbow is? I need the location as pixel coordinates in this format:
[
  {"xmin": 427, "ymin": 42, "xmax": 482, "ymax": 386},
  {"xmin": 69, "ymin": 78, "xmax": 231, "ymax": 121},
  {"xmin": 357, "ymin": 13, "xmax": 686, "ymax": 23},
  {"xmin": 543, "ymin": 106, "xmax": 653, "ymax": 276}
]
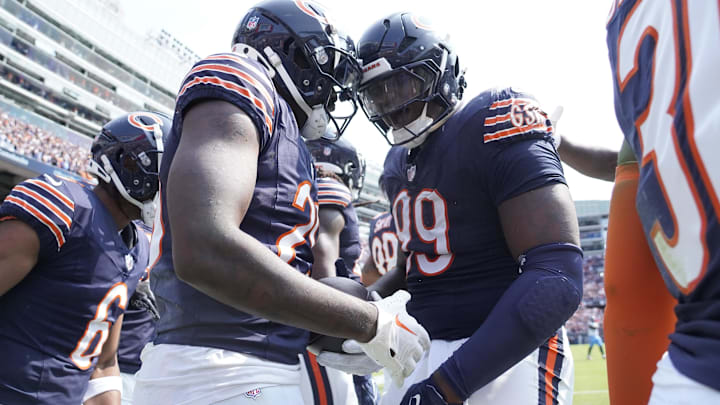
[
  {"xmin": 171, "ymin": 229, "xmax": 217, "ymax": 286},
  {"xmin": 516, "ymin": 243, "xmax": 584, "ymax": 341}
]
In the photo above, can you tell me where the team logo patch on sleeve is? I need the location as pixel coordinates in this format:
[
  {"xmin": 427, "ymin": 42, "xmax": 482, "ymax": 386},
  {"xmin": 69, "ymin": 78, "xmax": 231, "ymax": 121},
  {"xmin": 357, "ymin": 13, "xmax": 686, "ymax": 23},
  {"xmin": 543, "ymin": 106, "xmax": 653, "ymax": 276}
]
[{"xmin": 483, "ymin": 98, "xmax": 552, "ymax": 143}]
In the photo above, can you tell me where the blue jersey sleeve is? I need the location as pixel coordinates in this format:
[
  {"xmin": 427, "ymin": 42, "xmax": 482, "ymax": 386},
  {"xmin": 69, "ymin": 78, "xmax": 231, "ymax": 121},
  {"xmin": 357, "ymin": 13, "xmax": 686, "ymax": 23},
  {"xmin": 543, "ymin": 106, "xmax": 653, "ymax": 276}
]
[
  {"xmin": 482, "ymin": 138, "xmax": 566, "ymax": 206},
  {"xmin": 468, "ymin": 88, "xmax": 566, "ymax": 206},
  {"xmin": 317, "ymin": 177, "xmax": 352, "ymax": 209},
  {"xmin": 175, "ymin": 52, "xmax": 278, "ymax": 150},
  {"xmin": 0, "ymin": 175, "xmax": 76, "ymax": 256}
]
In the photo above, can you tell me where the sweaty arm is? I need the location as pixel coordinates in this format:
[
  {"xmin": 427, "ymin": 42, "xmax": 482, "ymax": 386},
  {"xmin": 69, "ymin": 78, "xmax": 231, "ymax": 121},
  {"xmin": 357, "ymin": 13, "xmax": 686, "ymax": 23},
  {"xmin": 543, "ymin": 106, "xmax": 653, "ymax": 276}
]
[
  {"xmin": 430, "ymin": 184, "xmax": 583, "ymax": 402},
  {"xmin": 0, "ymin": 219, "xmax": 39, "ymax": 296},
  {"xmin": 556, "ymin": 135, "xmax": 618, "ymax": 182},
  {"xmin": 310, "ymin": 207, "xmax": 346, "ymax": 280},
  {"xmin": 84, "ymin": 314, "xmax": 123, "ymax": 405},
  {"xmin": 168, "ymin": 100, "xmax": 377, "ymax": 342}
]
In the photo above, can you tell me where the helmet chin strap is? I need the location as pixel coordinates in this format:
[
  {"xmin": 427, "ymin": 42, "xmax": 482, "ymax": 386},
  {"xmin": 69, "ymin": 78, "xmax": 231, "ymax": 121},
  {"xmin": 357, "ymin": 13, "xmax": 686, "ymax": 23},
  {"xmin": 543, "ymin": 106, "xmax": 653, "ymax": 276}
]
[
  {"xmin": 89, "ymin": 154, "xmax": 156, "ymax": 226},
  {"xmin": 389, "ymin": 100, "xmax": 464, "ymax": 149},
  {"xmin": 390, "ymin": 104, "xmax": 434, "ymax": 149},
  {"xmin": 261, "ymin": 46, "xmax": 328, "ymax": 140}
]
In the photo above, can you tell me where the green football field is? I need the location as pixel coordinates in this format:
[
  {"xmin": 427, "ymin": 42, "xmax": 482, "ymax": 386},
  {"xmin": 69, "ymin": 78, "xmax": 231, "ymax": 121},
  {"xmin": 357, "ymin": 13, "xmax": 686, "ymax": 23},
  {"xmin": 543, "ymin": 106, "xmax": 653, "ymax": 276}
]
[
  {"xmin": 572, "ymin": 344, "xmax": 610, "ymax": 405},
  {"xmin": 373, "ymin": 344, "xmax": 610, "ymax": 404}
]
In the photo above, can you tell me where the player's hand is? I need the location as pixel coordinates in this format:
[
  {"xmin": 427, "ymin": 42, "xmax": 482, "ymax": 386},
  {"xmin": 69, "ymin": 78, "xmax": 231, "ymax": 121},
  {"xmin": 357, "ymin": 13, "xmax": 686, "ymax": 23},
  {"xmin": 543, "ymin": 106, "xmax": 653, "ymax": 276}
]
[
  {"xmin": 357, "ymin": 290, "xmax": 431, "ymax": 387},
  {"xmin": 129, "ymin": 280, "xmax": 160, "ymax": 320},
  {"xmin": 314, "ymin": 339, "xmax": 383, "ymax": 375},
  {"xmin": 400, "ymin": 379, "xmax": 450, "ymax": 405}
]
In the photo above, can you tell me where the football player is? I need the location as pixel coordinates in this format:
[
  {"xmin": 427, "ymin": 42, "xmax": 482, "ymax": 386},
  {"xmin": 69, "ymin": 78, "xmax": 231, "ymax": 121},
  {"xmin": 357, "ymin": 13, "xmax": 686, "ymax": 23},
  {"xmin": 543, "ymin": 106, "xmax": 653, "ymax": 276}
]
[
  {"xmin": 0, "ymin": 112, "xmax": 165, "ymax": 404},
  {"xmin": 360, "ymin": 210, "xmax": 399, "ymax": 286},
  {"xmin": 116, "ymin": 222, "xmax": 158, "ymax": 405},
  {"xmin": 301, "ymin": 136, "xmax": 377, "ymax": 405},
  {"xmin": 133, "ymin": 1, "xmax": 429, "ymax": 404},
  {"xmin": 305, "ymin": 135, "xmax": 366, "ymax": 281},
  {"xmin": 352, "ymin": 13, "xmax": 583, "ymax": 404},
  {"xmin": 606, "ymin": 1, "xmax": 720, "ymax": 402},
  {"xmin": 556, "ymin": 134, "xmax": 676, "ymax": 403}
]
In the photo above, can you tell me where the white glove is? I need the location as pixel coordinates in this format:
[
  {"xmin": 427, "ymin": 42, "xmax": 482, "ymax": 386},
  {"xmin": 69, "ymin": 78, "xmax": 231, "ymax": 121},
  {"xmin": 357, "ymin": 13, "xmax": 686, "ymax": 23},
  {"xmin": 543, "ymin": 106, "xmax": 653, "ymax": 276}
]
[
  {"xmin": 549, "ymin": 105, "xmax": 564, "ymax": 149},
  {"xmin": 357, "ymin": 290, "xmax": 431, "ymax": 388},
  {"xmin": 315, "ymin": 339, "xmax": 383, "ymax": 375}
]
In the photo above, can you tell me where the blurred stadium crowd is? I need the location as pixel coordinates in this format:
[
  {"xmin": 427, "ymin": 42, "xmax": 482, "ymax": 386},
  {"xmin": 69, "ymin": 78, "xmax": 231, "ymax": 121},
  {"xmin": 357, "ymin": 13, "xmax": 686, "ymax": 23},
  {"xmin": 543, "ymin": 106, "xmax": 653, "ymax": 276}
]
[{"xmin": 0, "ymin": 107, "xmax": 92, "ymax": 178}]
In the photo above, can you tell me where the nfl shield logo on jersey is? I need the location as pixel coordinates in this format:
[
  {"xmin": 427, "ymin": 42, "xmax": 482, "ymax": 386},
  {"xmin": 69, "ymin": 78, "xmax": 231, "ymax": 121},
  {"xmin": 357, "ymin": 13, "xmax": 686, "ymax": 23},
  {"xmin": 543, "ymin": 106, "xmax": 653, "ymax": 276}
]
[
  {"xmin": 125, "ymin": 254, "xmax": 135, "ymax": 272},
  {"xmin": 246, "ymin": 16, "xmax": 259, "ymax": 31},
  {"xmin": 407, "ymin": 164, "xmax": 416, "ymax": 182},
  {"xmin": 243, "ymin": 388, "xmax": 262, "ymax": 400}
]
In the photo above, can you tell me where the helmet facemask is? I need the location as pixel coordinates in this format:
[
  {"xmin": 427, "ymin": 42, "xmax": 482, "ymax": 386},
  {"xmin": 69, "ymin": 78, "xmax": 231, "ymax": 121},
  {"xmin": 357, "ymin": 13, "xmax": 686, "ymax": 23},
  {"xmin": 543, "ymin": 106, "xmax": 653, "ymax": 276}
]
[
  {"xmin": 234, "ymin": 29, "xmax": 361, "ymax": 140},
  {"xmin": 359, "ymin": 53, "xmax": 451, "ymax": 148}
]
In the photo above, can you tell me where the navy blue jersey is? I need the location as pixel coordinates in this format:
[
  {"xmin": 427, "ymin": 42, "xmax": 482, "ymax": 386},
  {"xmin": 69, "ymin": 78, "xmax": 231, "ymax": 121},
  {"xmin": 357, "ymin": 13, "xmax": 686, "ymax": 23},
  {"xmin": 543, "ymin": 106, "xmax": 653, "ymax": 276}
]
[
  {"xmin": 382, "ymin": 88, "xmax": 566, "ymax": 340},
  {"xmin": 607, "ymin": 0, "xmax": 720, "ymax": 389},
  {"xmin": 118, "ymin": 223, "xmax": 155, "ymax": 375},
  {"xmin": 317, "ymin": 177, "xmax": 361, "ymax": 278},
  {"xmin": 149, "ymin": 52, "xmax": 318, "ymax": 365},
  {"xmin": 368, "ymin": 212, "xmax": 399, "ymax": 276},
  {"xmin": 0, "ymin": 174, "xmax": 145, "ymax": 404}
]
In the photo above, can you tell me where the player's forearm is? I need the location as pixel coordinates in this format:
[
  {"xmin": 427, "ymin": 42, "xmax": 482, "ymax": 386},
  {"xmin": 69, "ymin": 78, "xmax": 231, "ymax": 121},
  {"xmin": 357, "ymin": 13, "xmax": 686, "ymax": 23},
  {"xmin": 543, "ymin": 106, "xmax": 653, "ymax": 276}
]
[
  {"xmin": 310, "ymin": 237, "xmax": 339, "ymax": 279},
  {"xmin": 84, "ymin": 362, "xmax": 121, "ymax": 405},
  {"xmin": 435, "ymin": 243, "xmax": 583, "ymax": 400},
  {"xmin": 360, "ymin": 257, "xmax": 381, "ymax": 286},
  {"xmin": 174, "ymin": 229, "xmax": 377, "ymax": 342},
  {"xmin": 367, "ymin": 265, "xmax": 406, "ymax": 298},
  {"xmin": 557, "ymin": 137, "xmax": 617, "ymax": 182}
]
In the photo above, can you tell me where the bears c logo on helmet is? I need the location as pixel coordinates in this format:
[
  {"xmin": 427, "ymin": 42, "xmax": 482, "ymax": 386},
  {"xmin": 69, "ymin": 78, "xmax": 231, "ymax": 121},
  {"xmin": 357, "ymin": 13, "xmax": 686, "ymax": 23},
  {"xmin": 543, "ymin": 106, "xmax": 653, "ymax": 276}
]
[
  {"xmin": 293, "ymin": 0, "xmax": 331, "ymax": 26},
  {"xmin": 127, "ymin": 112, "xmax": 165, "ymax": 132}
]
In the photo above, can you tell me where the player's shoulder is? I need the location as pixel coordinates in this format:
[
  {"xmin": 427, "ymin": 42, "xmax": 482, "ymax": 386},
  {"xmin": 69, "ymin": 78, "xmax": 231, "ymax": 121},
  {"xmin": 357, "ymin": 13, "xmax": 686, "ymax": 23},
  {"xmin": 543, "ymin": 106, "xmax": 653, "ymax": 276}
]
[
  {"xmin": 5, "ymin": 173, "xmax": 91, "ymax": 213},
  {"xmin": 317, "ymin": 177, "xmax": 352, "ymax": 208},
  {"xmin": 1, "ymin": 174, "xmax": 92, "ymax": 250},
  {"xmin": 451, "ymin": 86, "xmax": 552, "ymax": 146},
  {"xmin": 382, "ymin": 146, "xmax": 407, "ymax": 179},
  {"xmin": 180, "ymin": 52, "xmax": 275, "ymax": 96},
  {"xmin": 175, "ymin": 51, "xmax": 283, "ymax": 147}
]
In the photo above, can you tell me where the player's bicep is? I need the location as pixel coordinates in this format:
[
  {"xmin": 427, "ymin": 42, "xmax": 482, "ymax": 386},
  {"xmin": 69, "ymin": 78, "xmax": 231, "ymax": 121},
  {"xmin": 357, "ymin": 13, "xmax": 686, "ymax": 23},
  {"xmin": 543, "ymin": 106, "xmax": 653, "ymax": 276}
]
[
  {"xmin": 0, "ymin": 219, "xmax": 39, "ymax": 295},
  {"xmin": 167, "ymin": 100, "xmax": 260, "ymax": 271},
  {"xmin": 311, "ymin": 208, "xmax": 345, "ymax": 279},
  {"xmin": 498, "ymin": 183, "xmax": 580, "ymax": 259}
]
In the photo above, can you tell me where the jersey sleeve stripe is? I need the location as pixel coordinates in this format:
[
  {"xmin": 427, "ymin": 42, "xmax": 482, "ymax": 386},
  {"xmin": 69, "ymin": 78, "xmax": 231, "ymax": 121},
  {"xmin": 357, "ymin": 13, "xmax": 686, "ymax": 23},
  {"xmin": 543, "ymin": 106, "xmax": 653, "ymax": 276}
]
[
  {"xmin": 205, "ymin": 54, "xmax": 275, "ymax": 93},
  {"xmin": 317, "ymin": 198, "xmax": 349, "ymax": 207},
  {"xmin": 0, "ymin": 215, "xmax": 16, "ymax": 221},
  {"xmin": 318, "ymin": 190, "xmax": 351, "ymax": 200},
  {"xmin": 187, "ymin": 63, "xmax": 275, "ymax": 115},
  {"xmin": 178, "ymin": 76, "xmax": 273, "ymax": 134},
  {"xmin": 483, "ymin": 122, "xmax": 550, "ymax": 143},
  {"xmin": 489, "ymin": 98, "xmax": 536, "ymax": 110},
  {"xmin": 4, "ymin": 195, "xmax": 65, "ymax": 248},
  {"xmin": 484, "ymin": 113, "xmax": 511, "ymax": 126},
  {"xmin": 26, "ymin": 179, "xmax": 75, "ymax": 210},
  {"xmin": 12, "ymin": 185, "xmax": 72, "ymax": 229},
  {"xmin": 317, "ymin": 180, "xmax": 351, "ymax": 192}
]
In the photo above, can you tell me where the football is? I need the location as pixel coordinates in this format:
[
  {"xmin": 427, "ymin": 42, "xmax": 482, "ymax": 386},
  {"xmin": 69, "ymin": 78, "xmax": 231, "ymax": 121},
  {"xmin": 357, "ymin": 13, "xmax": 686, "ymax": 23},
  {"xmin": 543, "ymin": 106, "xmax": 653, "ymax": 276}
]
[{"xmin": 307, "ymin": 277, "xmax": 372, "ymax": 353}]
